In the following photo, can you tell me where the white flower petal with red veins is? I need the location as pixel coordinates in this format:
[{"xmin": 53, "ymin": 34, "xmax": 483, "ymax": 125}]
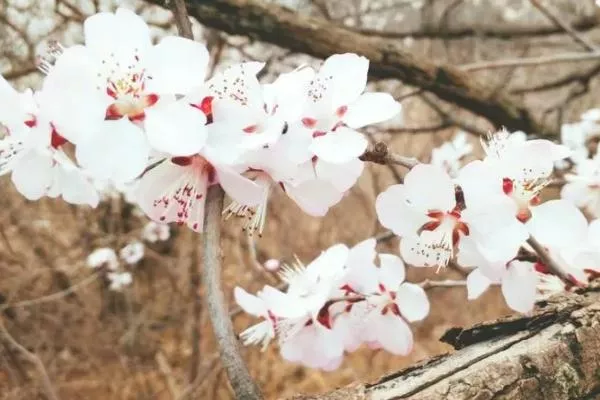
[
  {"xmin": 501, "ymin": 261, "xmax": 538, "ymax": 313},
  {"xmin": 466, "ymin": 268, "xmax": 492, "ymax": 300},
  {"xmin": 378, "ymin": 253, "xmax": 406, "ymax": 289},
  {"xmin": 527, "ymin": 199, "xmax": 588, "ymax": 249},
  {"xmin": 284, "ymin": 179, "xmax": 343, "ymax": 216},
  {"xmin": 11, "ymin": 150, "xmax": 54, "ymax": 200},
  {"xmin": 310, "ymin": 127, "xmax": 368, "ymax": 164},
  {"xmin": 234, "ymin": 287, "xmax": 268, "ymax": 317},
  {"xmin": 375, "ymin": 184, "xmax": 430, "ymax": 237},
  {"xmin": 144, "ymin": 101, "xmax": 207, "ymax": 156},
  {"xmin": 84, "ymin": 7, "xmax": 152, "ymax": 59},
  {"xmin": 76, "ymin": 119, "xmax": 150, "ymax": 183},
  {"xmin": 365, "ymin": 313, "xmax": 413, "ymax": 356},
  {"xmin": 343, "ymin": 92, "xmax": 401, "ymax": 129},
  {"xmin": 403, "ymin": 164, "xmax": 456, "ymax": 212},
  {"xmin": 318, "ymin": 53, "xmax": 369, "ymax": 109},
  {"xmin": 396, "ymin": 283, "xmax": 429, "ymax": 322},
  {"xmin": 143, "ymin": 36, "xmax": 209, "ymax": 94},
  {"xmin": 216, "ymin": 164, "xmax": 264, "ymax": 207},
  {"xmin": 136, "ymin": 159, "xmax": 208, "ymax": 232},
  {"xmin": 315, "ymin": 158, "xmax": 364, "ymax": 192}
]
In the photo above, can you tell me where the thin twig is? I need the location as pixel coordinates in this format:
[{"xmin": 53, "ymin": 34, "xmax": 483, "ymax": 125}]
[
  {"xmin": 526, "ymin": 236, "xmax": 580, "ymax": 286},
  {"xmin": 201, "ymin": 186, "xmax": 262, "ymax": 399},
  {"xmin": 170, "ymin": 0, "xmax": 194, "ymax": 39},
  {"xmin": 360, "ymin": 142, "xmax": 420, "ymax": 169},
  {"xmin": 418, "ymin": 279, "xmax": 467, "ymax": 290},
  {"xmin": 529, "ymin": 0, "xmax": 598, "ymax": 52},
  {"xmin": 0, "ymin": 271, "xmax": 100, "ymax": 311},
  {"xmin": 188, "ymin": 233, "xmax": 202, "ymax": 384},
  {"xmin": 461, "ymin": 51, "xmax": 600, "ymax": 72},
  {"xmin": 0, "ymin": 318, "xmax": 60, "ymax": 400}
]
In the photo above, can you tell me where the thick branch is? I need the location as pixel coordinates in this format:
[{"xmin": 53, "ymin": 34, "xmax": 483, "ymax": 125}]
[
  {"xmin": 292, "ymin": 284, "xmax": 600, "ymax": 399},
  {"xmin": 201, "ymin": 186, "xmax": 262, "ymax": 399},
  {"xmin": 150, "ymin": 0, "xmax": 558, "ymax": 137}
]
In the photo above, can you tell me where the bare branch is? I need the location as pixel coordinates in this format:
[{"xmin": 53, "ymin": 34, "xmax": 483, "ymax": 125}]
[
  {"xmin": 0, "ymin": 319, "xmax": 60, "ymax": 400},
  {"xmin": 360, "ymin": 142, "xmax": 420, "ymax": 169},
  {"xmin": 526, "ymin": 236, "xmax": 582, "ymax": 287},
  {"xmin": 418, "ymin": 279, "xmax": 467, "ymax": 290},
  {"xmin": 201, "ymin": 186, "xmax": 263, "ymax": 400},
  {"xmin": 461, "ymin": 51, "xmax": 600, "ymax": 72},
  {"xmin": 149, "ymin": 0, "xmax": 558, "ymax": 137},
  {"xmin": 529, "ymin": 0, "xmax": 598, "ymax": 51},
  {"xmin": 170, "ymin": 0, "xmax": 194, "ymax": 39}
]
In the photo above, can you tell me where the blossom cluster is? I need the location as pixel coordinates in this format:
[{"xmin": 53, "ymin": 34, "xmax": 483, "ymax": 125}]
[
  {"xmin": 235, "ymin": 239, "xmax": 428, "ymax": 370},
  {"xmin": 0, "ymin": 7, "xmax": 401, "ymax": 235}
]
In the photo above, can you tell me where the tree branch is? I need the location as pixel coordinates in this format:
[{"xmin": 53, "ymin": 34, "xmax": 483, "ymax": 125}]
[
  {"xmin": 360, "ymin": 142, "xmax": 420, "ymax": 169},
  {"xmin": 291, "ymin": 284, "xmax": 600, "ymax": 399},
  {"xmin": 201, "ymin": 185, "xmax": 262, "ymax": 399},
  {"xmin": 149, "ymin": 0, "xmax": 558, "ymax": 137},
  {"xmin": 0, "ymin": 318, "xmax": 60, "ymax": 400}
]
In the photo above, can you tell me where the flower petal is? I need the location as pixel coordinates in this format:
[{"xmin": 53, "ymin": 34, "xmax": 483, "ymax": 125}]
[
  {"xmin": 11, "ymin": 150, "xmax": 54, "ymax": 200},
  {"xmin": 375, "ymin": 184, "xmax": 430, "ymax": 237},
  {"xmin": 315, "ymin": 158, "xmax": 364, "ymax": 192},
  {"xmin": 501, "ymin": 261, "xmax": 538, "ymax": 313},
  {"xmin": 378, "ymin": 253, "xmax": 406, "ymax": 289},
  {"xmin": 144, "ymin": 101, "xmax": 207, "ymax": 156},
  {"xmin": 404, "ymin": 164, "xmax": 456, "ymax": 212},
  {"xmin": 284, "ymin": 179, "xmax": 343, "ymax": 216},
  {"xmin": 76, "ymin": 119, "xmax": 150, "ymax": 183},
  {"xmin": 466, "ymin": 268, "xmax": 492, "ymax": 300},
  {"xmin": 396, "ymin": 282, "xmax": 429, "ymax": 322},
  {"xmin": 319, "ymin": 53, "xmax": 369, "ymax": 108},
  {"xmin": 310, "ymin": 127, "xmax": 367, "ymax": 164},
  {"xmin": 527, "ymin": 199, "xmax": 588, "ymax": 249},
  {"xmin": 216, "ymin": 164, "xmax": 264, "ymax": 207},
  {"xmin": 344, "ymin": 92, "xmax": 401, "ymax": 129},
  {"xmin": 144, "ymin": 36, "xmax": 209, "ymax": 94},
  {"xmin": 234, "ymin": 287, "xmax": 267, "ymax": 317}
]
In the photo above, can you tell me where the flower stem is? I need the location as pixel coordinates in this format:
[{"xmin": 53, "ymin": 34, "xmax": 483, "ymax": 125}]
[{"xmin": 202, "ymin": 185, "xmax": 263, "ymax": 399}]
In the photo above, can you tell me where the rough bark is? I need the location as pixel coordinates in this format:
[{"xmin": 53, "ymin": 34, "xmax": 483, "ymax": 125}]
[
  {"xmin": 288, "ymin": 284, "xmax": 600, "ymax": 400},
  {"xmin": 149, "ymin": 0, "xmax": 560, "ymax": 138}
]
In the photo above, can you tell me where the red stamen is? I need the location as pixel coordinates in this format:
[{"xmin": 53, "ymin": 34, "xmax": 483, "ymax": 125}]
[
  {"xmin": 302, "ymin": 117, "xmax": 317, "ymax": 129},
  {"xmin": 502, "ymin": 178, "xmax": 514, "ymax": 195},
  {"xmin": 171, "ymin": 156, "xmax": 192, "ymax": 166},
  {"xmin": 50, "ymin": 128, "xmax": 67, "ymax": 149},
  {"xmin": 336, "ymin": 105, "xmax": 348, "ymax": 118}
]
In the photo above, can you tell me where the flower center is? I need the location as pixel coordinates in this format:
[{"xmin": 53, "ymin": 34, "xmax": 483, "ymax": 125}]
[
  {"xmin": 502, "ymin": 177, "xmax": 545, "ymax": 222},
  {"xmin": 98, "ymin": 52, "xmax": 158, "ymax": 121},
  {"xmin": 420, "ymin": 208, "xmax": 469, "ymax": 247}
]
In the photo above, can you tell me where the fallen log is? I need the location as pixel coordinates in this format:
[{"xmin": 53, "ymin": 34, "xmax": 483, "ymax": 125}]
[{"xmin": 289, "ymin": 283, "xmax": 600, "ymax": 400}]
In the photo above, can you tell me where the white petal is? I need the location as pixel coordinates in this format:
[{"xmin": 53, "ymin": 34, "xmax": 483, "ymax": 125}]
[
  {"xmin": 55, "ymin": 163, "xmax": 100, "ymax": 207},
  {"xmin": 466, "ymin": 268, "xmax": 492, "ymax": 300},
  {"xmin": 456, "ymin": 160, "xmax": 506, "ymax": 209},
  {"xmin": 310, "ymin": 127, "xmax": 367, "ymax": 164},
  {"xmin": 11, "ymin": 150, "xmax": 54, "ymax": 200},
  {"xmin": 366, "ymin": 314, "xmax": 413, "ymax": 356},
  {"xmin": 375, "ymin": 184, "xmax": 429, "ymax": 237},
  {"xmin": 234, "ymin": 287, "xmax": 267, "ymax": 317},
  {"xmin": 396, "ymin": 283, "xmax": 429, "ymax": 322},
  {"xmin": 144, "ymin": 101, "xmax": 207, "ymax": 156},
  {"xmin": 404, "ymin": 164, "xmax": 456, "ymax": 212},
  {"xmin": 76, "ymin": 119, "xmax": 150, "ymax": 183},
  {"xmin": 378, "ymin": 253, "xmax": 406, "ymax": 289},
  {"xmin": 501, "ymin": 261, "xmax": 538, "ymax": 313},
  {"xmin": 84, "ymin": 8, "xmax": 151, "ymax": 57},
  {"xmin": 527, "ymin": 199, "xmax": 588, "ymax": 249},
  {"xmin": 344, "ymin": 92, "xmax": 401, "ymax": 129},
  {"xmin": 319, "ymin": 53, "xmax": 369, "ymax": 108},
  {"xmin": 315, "ymin": 158, "xmax": 364, "ymax": 192},
  {"xmin": 216, "ymin": 165, "xmax": 264, "ymax": 207},
  {"xmin": 144, "ymin": 37, "xmax": 209, "ymax": 94},
  {"xmin": 284, "ymin": 179, "xmax": 343, "ymax": 216}
]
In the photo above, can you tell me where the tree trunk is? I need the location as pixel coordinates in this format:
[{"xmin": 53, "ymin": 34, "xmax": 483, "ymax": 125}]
[{"xmin": 289, "ymin": 284, "xmax": 600, "ymax": 400}]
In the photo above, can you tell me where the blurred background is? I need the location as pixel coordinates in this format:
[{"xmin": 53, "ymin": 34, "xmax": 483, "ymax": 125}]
[{"xmin": 1, "ymin": 0, "xmax": 599, "ymax": 398}]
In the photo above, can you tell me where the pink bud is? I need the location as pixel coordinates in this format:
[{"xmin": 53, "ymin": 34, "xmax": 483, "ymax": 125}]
[{"xmin": 263, "ymin": 259, "xmax": 280, "ymax": 271}]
